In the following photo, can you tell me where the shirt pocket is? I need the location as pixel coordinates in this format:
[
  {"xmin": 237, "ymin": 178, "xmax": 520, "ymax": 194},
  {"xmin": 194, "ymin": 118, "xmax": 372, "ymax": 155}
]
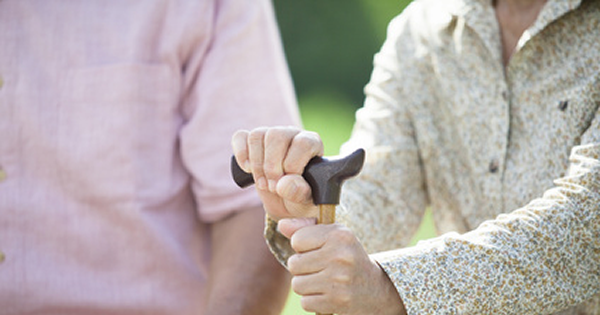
[{"xmin": 57, "ymin": 63, "xmax": 177, "ymax": 204}]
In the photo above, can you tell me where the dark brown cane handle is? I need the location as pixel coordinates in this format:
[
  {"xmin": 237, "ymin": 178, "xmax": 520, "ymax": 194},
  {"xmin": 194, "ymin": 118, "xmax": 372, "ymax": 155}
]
[{"xmin": 231, "ymin": 148, "xmax": 365, "ymax": 206}]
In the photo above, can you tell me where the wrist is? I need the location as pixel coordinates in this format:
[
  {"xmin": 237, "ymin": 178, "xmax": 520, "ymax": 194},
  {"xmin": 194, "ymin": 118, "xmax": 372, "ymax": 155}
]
[{"xmin": 372, "ymin": 258, "xmax": 408, "ymax": 315}]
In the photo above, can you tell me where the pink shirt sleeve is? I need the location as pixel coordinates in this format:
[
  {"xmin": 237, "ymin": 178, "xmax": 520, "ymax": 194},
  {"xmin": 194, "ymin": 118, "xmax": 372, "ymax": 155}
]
[
  {"xmin": 0, "ymin": 1, "xmax": 299, "ymax": 312},
  {"xmin": 179, "ymin": 0, "xmax": 300, "ymax": 222}
]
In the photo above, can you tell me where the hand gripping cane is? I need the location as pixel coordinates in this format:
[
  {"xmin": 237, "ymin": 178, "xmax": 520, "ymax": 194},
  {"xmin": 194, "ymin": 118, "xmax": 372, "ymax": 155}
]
[{"xmin": 231, "ymin": 148, "xmax": 365, "ymax": 315}]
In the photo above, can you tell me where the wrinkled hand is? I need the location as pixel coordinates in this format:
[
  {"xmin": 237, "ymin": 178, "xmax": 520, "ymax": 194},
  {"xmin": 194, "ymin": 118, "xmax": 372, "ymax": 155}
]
[
  {"xmin": 278, "ymin": 219, "xmax": 407, "ymax": 315},
  {"xmin": 231, "ymin": 127, "xmax": 323, "ymax": 220}
]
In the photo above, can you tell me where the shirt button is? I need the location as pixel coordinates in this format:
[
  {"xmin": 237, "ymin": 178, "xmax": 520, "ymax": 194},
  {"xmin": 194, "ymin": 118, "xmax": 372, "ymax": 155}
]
[
  {"xmin": 558, "ymin": 100, "xmax": 569, "ymax": 111},
  {"xmin": 489, "ymin": 159, "xmax": 499, "ymax": 173},
  {"xmin": 0, "ymin": 75, "xmax": 3, "ymax": 90},
  {"xmin": 0, "ymin": 168, "xmax": 6, "ymax": 182},
  {"xmin": 0, "ymin": 251, "xmax": 5, "ymax": 264},
  {"xmin": 501, "ymin": 90, "xmax": 509, "ymax": 101}
]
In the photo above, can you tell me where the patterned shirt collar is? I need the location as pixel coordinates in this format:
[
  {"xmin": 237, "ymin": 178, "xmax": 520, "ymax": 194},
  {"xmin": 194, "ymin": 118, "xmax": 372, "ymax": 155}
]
[
  {"xmin": 444, "ymin": 0, "xmax": 583, "ymax": 61},
  {"xmin": 519, "ymin": 0, "xmax": 583, "ymax": 50}
]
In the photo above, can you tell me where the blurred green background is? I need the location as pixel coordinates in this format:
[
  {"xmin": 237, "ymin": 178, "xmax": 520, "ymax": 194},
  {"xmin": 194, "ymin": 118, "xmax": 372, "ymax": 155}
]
[
  {"xmin": 274, "ymin": 0, "xmax": 412, "ymax": 155},
  {"xmin": 270, "ymin": 1, "xmax": 436, "ymax": 314}
]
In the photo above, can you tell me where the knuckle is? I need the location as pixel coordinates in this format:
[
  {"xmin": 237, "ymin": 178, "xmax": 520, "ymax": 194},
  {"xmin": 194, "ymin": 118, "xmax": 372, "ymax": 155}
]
[
  {"xmin": 332, "ymin": 272, "xmax": 352, "ymax": 285},
  {"xmin": 263, "ymin": 129, "xmax": 280, "ymax": 145},
  {"xmin": 333, "ymin": 291, "xmax": 352, "ymax": 307},
  {"xmin": 263, "ymin": 160, "xmax": 281, "ymax": 177},
  {"xmin": 293, "ymin": 132, "xmax": 320, "ymax": 151},
  {"xmin": 232, "ymin": 129, "xmax": 249, "ymax": 140},
  {"xmin": 248, "ymin": 128, "xmax": 267, "ymax": 145},
  {"xmin": 332, "ymin": 251, "xmax": 355, "ymax": 266},
  {"xmin": 250, "ymin": 160, "xmax": 264, "ymax": 174},
  {"xmin": 330, "ymin": 226, "xmax": 356, "ymax": 245},
  {"xmin": 282, "ymin": 159, "xmax": 298, "ymax": 174},
  {"xmin": 264, "ymin": 126, "xmax": 298, "ymax": 142}
]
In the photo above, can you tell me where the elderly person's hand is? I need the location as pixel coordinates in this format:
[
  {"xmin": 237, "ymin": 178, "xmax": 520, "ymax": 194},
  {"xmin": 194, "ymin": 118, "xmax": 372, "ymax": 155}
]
[
  {"xmin": 231, "ymin": 126, "xmax": 323, "ymax": 220},
  {"xmin": 278, "ymin": 218, "xmax": 407, "ymax": 315}
]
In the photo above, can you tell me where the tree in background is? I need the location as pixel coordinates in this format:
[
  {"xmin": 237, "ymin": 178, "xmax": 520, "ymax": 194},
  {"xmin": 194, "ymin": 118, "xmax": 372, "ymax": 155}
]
[{"xmin": 273, "ymin": 0, "xmax": 412, "ymax": 154}]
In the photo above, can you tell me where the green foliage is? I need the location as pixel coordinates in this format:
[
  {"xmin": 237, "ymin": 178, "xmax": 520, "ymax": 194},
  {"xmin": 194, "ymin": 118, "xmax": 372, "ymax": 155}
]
[
  {"xmin": 299, "ymin": 90, "xmax": 356, "ymax": 155},
  {"xmin": 273, "ymin": 0, "xmax": 412, "ymax": 111}
]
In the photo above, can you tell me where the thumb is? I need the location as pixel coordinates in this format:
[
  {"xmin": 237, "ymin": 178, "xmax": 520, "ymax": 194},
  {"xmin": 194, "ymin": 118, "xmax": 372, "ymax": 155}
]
[
  {"xmin": 277, "ymin": 217, "xmax": 317, "ymax": 239},
  {"xmin": 276, "ymin": 174, "xmax": 313, "ymax": 205}
]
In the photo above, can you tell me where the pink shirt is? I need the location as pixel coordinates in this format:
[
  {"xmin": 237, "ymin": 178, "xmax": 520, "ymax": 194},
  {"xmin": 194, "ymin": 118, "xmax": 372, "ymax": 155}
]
[{"xmin": 0, "ymin": 0, "xmax": 299, "ymax": 313}]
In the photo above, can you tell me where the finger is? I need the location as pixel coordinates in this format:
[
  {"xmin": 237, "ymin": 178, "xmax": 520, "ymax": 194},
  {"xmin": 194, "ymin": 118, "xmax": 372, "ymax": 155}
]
[
  {"xmin": 289, "ymin": 226, "xmax": 361, "ymax": 275},
  {"xmin": 287, "ymin": 250, "xmax": 327, "ymax": 276},
  {"xmin": 283, "ymin": 131, "xmax": 324, "ymax": 175},
  {"xmin": 299, "ymin": 294, "xmax": 338, "ymax": 314},
  {"xmin": 289, "ymin": 224, "xmax": 333, "ymax": 253},
  {"xmin": 231, "ymin": 130, "xmax": 250, "ymax": 172},
  {"xmin": 291, "ymin": 273, "xmax": 327, "ymax": 296},
  {"xmin": 298, "ymin": 278, "xmax": 352, "ymax": 314},
  {"xmin": 263, "ymin": 126, "xmax": 301, "ymax": 192},
  {"xmin": 247, "ymin": 127, "xmax": 268, "ymax": 190},
  {"xmin": 276, "ymin": 174, "xmax": 313, "ymax": 206},
  {"xmin": 277, "ymin": 217, "xmax": 316, "ymax": 239}
]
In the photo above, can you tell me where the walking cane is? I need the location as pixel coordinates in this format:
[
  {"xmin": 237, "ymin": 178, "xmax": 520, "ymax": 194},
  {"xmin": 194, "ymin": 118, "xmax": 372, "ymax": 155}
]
[{"xmin": 231, "ymin": 148, "xmax": 365, "ymax": 315}]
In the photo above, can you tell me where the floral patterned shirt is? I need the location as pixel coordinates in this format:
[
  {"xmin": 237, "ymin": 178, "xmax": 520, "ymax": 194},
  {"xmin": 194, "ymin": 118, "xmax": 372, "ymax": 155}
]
[{"xmin": 267, "ymin": 0, "xmax": 600, "ymax": 313}]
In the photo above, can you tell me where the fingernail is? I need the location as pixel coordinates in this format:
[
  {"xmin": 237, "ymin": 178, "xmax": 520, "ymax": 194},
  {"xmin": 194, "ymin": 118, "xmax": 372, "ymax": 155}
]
[
  {"xmin": 275, "ymin": 219, "xmax": 286, "ymax": 233},
  {"xmin": 289, "ymin": 217, "xmax": 317, "ymax": 226},
  {"xmin": 243, "ymin": 161, "xmax": 251, "ymax": 172},
  {"xmin": 268, "ymin": 180, "xmax": 277, "ymax": 192},
  {"xmin": 257, "ymin": 177, "xmax": 268, "ymax": 190}
]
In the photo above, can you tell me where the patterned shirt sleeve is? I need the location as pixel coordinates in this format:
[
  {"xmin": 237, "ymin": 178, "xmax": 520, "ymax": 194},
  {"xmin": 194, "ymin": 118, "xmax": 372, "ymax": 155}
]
[
  {"xmin": 368, "ymin": 1, "xmax": 600, "ymax": 313},
  {"xmin": 337, "ymin": 9, "xmax": 432, "ymax": 254},
  {"xmin": 264, "ymin": 0, "xmax": 600, "ymax": 313},
  {"xmin": 375, "ymin": 129, "xmax": 600, "ymax": 314}
]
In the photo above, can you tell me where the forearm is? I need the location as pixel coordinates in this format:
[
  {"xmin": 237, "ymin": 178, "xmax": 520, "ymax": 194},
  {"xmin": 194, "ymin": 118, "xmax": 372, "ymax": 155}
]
[
  {"xmin": 204, "ymin": 205, "xmax": 290, "ymax": 315},
  {"xmin": 375, "ymin": 144, "xmax": 600, "ymax": 314}
]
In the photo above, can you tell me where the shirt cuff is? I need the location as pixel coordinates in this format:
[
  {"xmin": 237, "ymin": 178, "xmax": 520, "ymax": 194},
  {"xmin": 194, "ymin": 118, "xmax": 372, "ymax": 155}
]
[{"xmin": 371, "ymin": 236, "xmax": 463, "ymax": 315}]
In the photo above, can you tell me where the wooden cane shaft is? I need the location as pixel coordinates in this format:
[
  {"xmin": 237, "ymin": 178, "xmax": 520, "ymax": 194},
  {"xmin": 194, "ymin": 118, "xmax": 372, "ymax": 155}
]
[
  {"xmin": 317, "ymin": 204, "xmax": 336, "ymax": 225},
  {"xmin": 316, "ymin": 204, "xmax": 336, "ymax": 315}
]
